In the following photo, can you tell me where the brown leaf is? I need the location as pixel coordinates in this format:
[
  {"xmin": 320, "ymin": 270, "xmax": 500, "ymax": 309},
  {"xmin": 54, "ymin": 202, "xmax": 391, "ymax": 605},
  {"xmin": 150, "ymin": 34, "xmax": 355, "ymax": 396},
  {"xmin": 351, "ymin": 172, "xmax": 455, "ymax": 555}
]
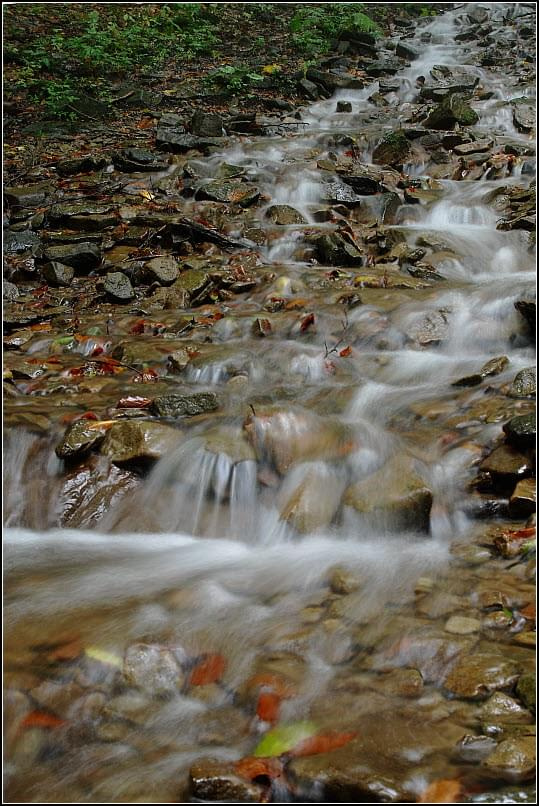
[
  {"xmin": 289, "ymin": 730, "xmax": 357, "ymax": 758},
  {"xmin": 418, "ymin": 779, "xmax": 463, "ymax": 803},
  {"xmin": 189, "ymin": 653, "xmax": 227, "ymax": 686}
]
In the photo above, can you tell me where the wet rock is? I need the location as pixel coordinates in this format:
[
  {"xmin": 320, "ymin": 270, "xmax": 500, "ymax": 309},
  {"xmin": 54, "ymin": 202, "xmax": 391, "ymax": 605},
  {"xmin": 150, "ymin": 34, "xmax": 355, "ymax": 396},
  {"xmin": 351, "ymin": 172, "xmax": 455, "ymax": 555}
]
[
  {"xmin": 123, "ymin": 642, "xmax": 184, "ymax": 697},
  {"xmin": 340, "ymin": 165, "xmax": 396, "ymax": 195},
  {"xmin": 144, "ymin": 256, "xmax": 180, "ymax": 286},
  {"xmin": 165, "ymin": 269, "xmax": 212, "ymax": 308},
  {"xmin": 113, "ymin": 148, "xmax": 168, "ymax": 172},
  {"xmin": 265, "ymin": 205, "xmax": 306, "ymax": 225},
  {"xmin": 480, "ymin": 445, "xmax": 533, "ymax": 489},
  {"xmin": 512, "ymin": 103, "xmax": 534, "ymax": 134},
  {"xmin": 516, "ymin": 673, "xmax": 535, "ymax": 713},
  {"xmin": 215, "ymin": 162, "xmax": 246, "ymax": 179},
  {"xmin": 406, "ymin": 309, "xmax": 449, "ymax": 347},
  {"xmin": 203, "ymin": 426, "xmax": 256, "ymax": 465},
  {"xmin": 509, "ymin": 479, "xmax": 536, "ymax": 519},
  {"xmin": 189, "ymin": 758, "xmax": 264, "ymax": 802},
  {"xmin": 320, "ymin": 181, "xmax": 363, "ymax": 205},
  {"xmin": 328, "ymin": 566, "xmax": 360, "ymax": 595},
  {"xmin": 455, "ymin": 733, "xmax": 497, "ymax": 763},
  {"xmin": 453, "ymin": 139, "xmax": 493, "ymax": 156},
  {"xmin": 55, "ymin": 420, "xmax": 110, "ymax": 460},
  {"xmin": 425, "ymin": 93, "xmax": 479, "ymax": 129},
  {"xmin": 195, "ymin": 180, "xmax": 259, "ymax": 207},
  {"xmin": 480, "ymin": 693, "xmax": 534, "ymax": 725},
  {"xmin": 444, "ymin": 615, "xmax": 480, "ymax": 635},
  {"xmin": 503, "ymin": 413, "xmax": 536, "ymax": 451},
  {"xmin": 289, "ymin": 715, "xmax": 462, "ymax": 803},
  {"xmin": 3, "ymin": 281, "xmax": 19, "ymax": 301},
  {"xmin": 468, "ymin": 7, "xmax": 488, "ymax": 25},
  {"xmin": 310, "ymin": 232, "xmax": 363, "ymax": 266},
  {"xmin": 509, "ymin": 368, "xmax": 536, "ymax": 399},
  {"xmin": 103, "ymin": 271, "xmax": 135, "ymax": 302},
  {"xmin": 41, "ymin": 261, "xmax": 75, "ymax": 287},
  {"xmin": 306, "ymin": 67, "xmax": 364, "ymax": 92},
  {"xmin": 365, "ymin": 57, "xmax": 404, "ymax": 77},
  {"xmin": 395, "ymin": 41, "xmax": 419, "ymax": 61},
  {"xmin": 420, "ymin": 79, "xmax": 479, "ymax": 101},
  {"xmin": 42, "ymin": 242, "xmax": 101, "ymax": 271},
  {"xmin": 100, "ymin": 420, "xmax": 183, "ymax": 464},
  {"xmin": 336, "ymin": 100, "xmax": 352, "ymax": 113},
  {"xmin": 372, "ymin": 130, "xmax": 411, "ymax": 166},
  {"xmin": 482, "ymin": 736, "xmax": 536, "ymax": 782},
  {"xmin": 514, "ymin": 300, "xmax": 535, "ymax": 336},
  {"xmin": 378, "ymin": 79, "xmax": 400, "ymax": 94},
  {"xmin": 151, "ymin": 392, "xmax": 219, "ymax": 418},
  {"xmin": 4, "ymin": 183, "xmax": 50, "ymax": 209},
  {"xmin": 344, "ymin": 454, "xmax": 432, "ymax": 532},
  {"xmin": 56, "ymin": 155, "xmax": 109, "ymax": 176},
  {"xmin": 156, "ymin": 121, "xmax": 223, "ymax": 153},
  {"xmin": 452, "ymin": 355, "xmax": 509, "ymax": 387},
  {"xmin": 280, "ymin": 466, "xmax": 343, "ymax": 533},
  {"xmin": 191, "ymin": 111, "xmax": 224, "ymax": 137},
  {"xmin": 299, "ymin": 78, "xmax": 320, "ymax": 101},
  {"xmin": 443, "ymin": 653, "xmax": 520, "ymax": 700},
  {"xmin": 4, "ymin": 230, "xmax": 41, "ymax": 255}
]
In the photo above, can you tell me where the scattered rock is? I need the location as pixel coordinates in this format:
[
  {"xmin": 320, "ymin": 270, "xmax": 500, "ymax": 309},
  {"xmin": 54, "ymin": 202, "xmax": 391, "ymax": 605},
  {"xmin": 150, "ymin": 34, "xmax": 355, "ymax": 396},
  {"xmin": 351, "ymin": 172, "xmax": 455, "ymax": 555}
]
[
  {"xmin": 165, "ymin": 269, "xmax": 212, "ymax": 308},
  {"xmin": 444, "ymin": 615, "xmax": 480, "ymax": 635},
  {"xmin": 425, "ymin": 92, "xmax": 479, "ymax": 129},
  {"xmin": 516, "ymin": 674, "xmax": 536, "ymax": 713},
  {"xmin": 144, "ymin": 256, "xmax": 180, "ymax": 286},
  {"xmin": 41, "ymin": 242, "xmax": 101, "ymax": 272},
  {"xmin": 482, "ymin": 736, "xmax": 536, "ymax": 782},
  {"xmin": 265, "ymin": 205, "xmax": 306, "ymax": 225},
  {"xmin": 280, "ymin": 467, "xmax": 343, "ymax": 533},
  {"xmin": 150, "ymin": 392, "xmax": 219, "ymax": 418},
  {"xmin": 443, "ymin": 653, "xmax": 520, "ymax": 699},
  {"xmin": 113, "ymin": 148, "xmax": 168, "ymax": 172},
  {"xmin": 56, "ymin": 155, "xmax": 109, "ymax": 176},
  {"xmin": 344, "ymin": 454, "xmax": 432, "ymax": 532},
  {"xmin": 395, "ymin": 41, "xmax": 419, "ymax": 60},
  {"xmin": 41, "ymin": 261, "xmax": 75, "ymax": 287},
  {"xmin": 100, "ymin": 420, "xmax": 183, "ymax": 464},
  {"xmin": 123, "ymin": 643, "xmax": 184, "ymax": 697},
  {"xmin": 503, "ymin": 412, "xmax": 535, "ymax": 451},
  {"xmin": 336, "ymin": 101, "xmax": 352, "ymax": 113},
  {"xmin": 189, "ymin": 758, "xmax": 264, "ymax": 802},
  {"xmin": 310, "ymin": 232, "xmax": 363, "ymax": 266},
  {"xmin": 372, "ymin": 130, "xmax": 411, "ymax": 166},
  {"xmin": 452, "ymin": 355, "xmax": 509, "ymax": 387},
  {"xmin": 509, "ymin": 368, "xmax": 536, "ymax": 398},
  {"xmin": 509, "ymin": 478, "xmax": 536, "ymax": 519},
  {"xmin": 103, "ymin": 271, "xmax": 135, "ymax": 302},
  {"xmin": 55, "ymin": 420, "xmax": 110, "ymax": 460},
  {"xmin": 191, "ymin": 111, "xmax": 224, "ymax": 137}
]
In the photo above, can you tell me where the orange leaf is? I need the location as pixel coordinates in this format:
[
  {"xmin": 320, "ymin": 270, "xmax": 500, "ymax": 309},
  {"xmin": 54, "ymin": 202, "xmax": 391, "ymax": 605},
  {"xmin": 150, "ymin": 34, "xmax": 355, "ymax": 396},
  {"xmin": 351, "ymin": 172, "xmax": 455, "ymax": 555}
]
[
  {"xmin": 137, "ymin": 117, "xmax": 155, "ymax": 129},
  {"xmin": 300, "ymin": 313, "xmax": 315, "ymax": 333},
  {"xmin": 339, "ymin": 346, "xmax": 352, "ymax": 357},
  {"xmin": 130, "ymin": 319, "xmax": 146, "ymax": 335},
  {"xmin": 289, "ymin": 730, "xmax": 357, "ymax": 758},
  {"xmin": 520, "ymin": 602, "xmax": 536, "ymax": 621},
  {"xmin": 30, "ymin": 322, "xmax": 52, "ymax": 331},
  {"xmin": 234, "ymin": 756, "xmax": 283, "ymax": 782},
  {"xmin": 418, "ymin": 779, "xmax": 463, "ymax": 803},
  {"xmin": 21, "ymin": 710, "xmax": 66, "ymax": 730},
  {"xmin": 189, "ymin": 653, "xmax": 227, "ymax": 686},
  {"xmin": 256, "ymin": 692, "xmax": 281, "ymax": 724},
  {"xmin": 48, "ymin": 639, "xmax": 82, "ymax": 662}
]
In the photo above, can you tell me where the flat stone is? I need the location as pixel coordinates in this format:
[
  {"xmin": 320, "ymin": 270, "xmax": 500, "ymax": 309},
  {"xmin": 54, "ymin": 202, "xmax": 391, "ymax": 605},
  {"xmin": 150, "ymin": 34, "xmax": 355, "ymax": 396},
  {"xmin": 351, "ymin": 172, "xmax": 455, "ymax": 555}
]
[
  {"xmin": 516, "ymin": 673, "xmax": 536, "ymax": 712},
  {"xmin": 165, "ymin": 269, "xmax": 212, "ymax": 308},
  {"xmin": 113, "ymin": 148, "xmax": 168, "ymax": 172},
  {"xmin": 453, "ymin": 355, "xmax": 509, "ymax": 387},
  {"xmin": 56, "ymin": 155, "xmax": 109, "ymax": 176},
  {"xmin": 425, "ymin": 93, "xmax": 479, "ymax": 129},
  {"xmin": 396, "ymin": 41, "xmax": 420, "ymax": 60},
  {"xmin": 344, "ymin": 454, "xmax": 432, "ymax": 532},
  {"xmin": 454, "ymin": 139, "xmax": 493, "ymax": 156},
  {"xmin": 100, "ymin": 420, "xmax": 183, "ymax": 464},
  {"xmin": 3, "ymin": 281, "xmax": 19, "ymax": 301},
  {"xmin": 191, "ymin": 111, "xmax": 224, "ymax": 137},
  {"xmin": 150, "ymin": 392, "xmax": 219, "ymax": 418},
  {"xmin": 320, "ymin": 181, "xmax": 363, "ymax": 205},
  {"xmin": 265, "ymin": 205, "xmax": 306, "ymax": 225},
  {"xmin": 4, "ymin": 230, "xmax": 41, "ymax": 255},
  {"xmin": 42, "ymin": 242, "xmax": 101, "ymax": 271},
  {"xmin": 310, "ymin": 232, "xmax": 363, "ymax": 266},
  {"xmin": 372, "ymin": 130, "xmax": 411, "ymax": 166},
  {"xmin": 195, "ymin": 180, "xmax": 260, "ymax": 207},
  {"xmin": 144, "ymin": 256, "xmax": 180, "ymax": 286},
  {"xmin": 482, "ymin": 736, "xmax": 536, "ymax": 782},
  {"xmin": 443, "ymin": 653, "xmax": 520, "ymax": 700},
  {"xmin": 156, "ymin": 126, "xmax": 224, "ymax": 153},
  {"xmin": 512, "ymin": 104, "xmax": 534, "ymax": 134},
  {"xmin": 480, "ymin": 445, "xmax": 532, "ymax": 482},
  {"xmin": 280, "ymin": 467, "xmax": 343, "ymax": 533},
  {"xmin": 480, "ymin": 692, "xmax": 534, "ymax": 724},
  {"xmin": 509, "ymin": 478, "xmax": 536, "ymax": 519},
  {"xmin": 4, "ymin": 183, "xmax": 50, "ymax": 209},
  {"xmin": 444, "ymin": 615, "xmax": 481, "ymax": 635}
]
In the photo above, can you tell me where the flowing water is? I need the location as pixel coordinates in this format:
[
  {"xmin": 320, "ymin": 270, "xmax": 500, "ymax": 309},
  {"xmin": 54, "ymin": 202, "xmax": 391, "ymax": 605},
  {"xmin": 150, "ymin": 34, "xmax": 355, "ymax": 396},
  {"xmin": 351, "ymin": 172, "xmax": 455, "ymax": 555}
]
[{"xmin": 3, "ymin": 3, "xmax": 536, "ymax": 803}]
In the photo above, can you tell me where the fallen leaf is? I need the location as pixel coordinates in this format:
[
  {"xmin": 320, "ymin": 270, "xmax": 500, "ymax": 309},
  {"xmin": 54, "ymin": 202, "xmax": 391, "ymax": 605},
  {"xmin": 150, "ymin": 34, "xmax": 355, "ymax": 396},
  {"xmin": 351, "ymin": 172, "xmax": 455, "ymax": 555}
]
[
  {"xmin": 520, "ymin": 602, "xmax": 536, "ymax": 621},
  {"xmin": 289, "ymin": 730, "xmax": 357, "ymax": 757},
  {"xmin": 189, "ymin": 653, "xmax": 227, "ymax": 686},
  {"xmin": 418, "ymin": 778, "xmax": 463, "ymax": 803},
  {"xmin": 256, "ymin": 692, "xmax": 282, "ymax": 724},
  {"xmin": 21, "ymin": 711, "xmax": 66, "ymax": 730},
  {"xmin": 117, "ymin": 396, "xmax": 153, "ymax": 409},
  {"xmin": 254, "ymin": 721, "xmax": 317, "ymax": 758},
  {"xmin": 48, "ymin": 639, "xmax": 82, "ymax": 662},
  {"xmin": 300, "ymin": 313, "xmax": 315, "ymax": 333},
  {"xmin": 85, "ymin": 646, "xmax": 123, "ymax": 667},
  {"xmin": 339, "ymin": 346, "xmax": 352, "ymax": 357}
]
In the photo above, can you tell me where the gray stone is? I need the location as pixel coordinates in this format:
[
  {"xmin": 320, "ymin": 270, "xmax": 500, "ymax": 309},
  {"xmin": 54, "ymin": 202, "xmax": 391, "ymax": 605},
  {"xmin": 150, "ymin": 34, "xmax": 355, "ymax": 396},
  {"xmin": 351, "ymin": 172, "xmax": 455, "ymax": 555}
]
[
  {"xmin": 113, "ymin": 148, "xmax": 168, "ymax": 172},
  {"xmin": 480, "ymin": 445, "xmax": 533, "ymax": 484},
  {"xmin": 509, "ymin": 368, "xmax": 536, "ymax": 398},
  {"xmin": 156, "ymin": 125, "xmax": 224, "ymax": 153},
  {"xmin": 55, "ymin": 420, "xmax": 110, "ymax": 460},
  {"xmin": 336, "ymin": 101, "xmax": 353, "ymax": 113},
  {"xmin": 42, "ymin": 261, "xmax": 75, "ymax": 287},
  {"xmin": 144, "ymin": 256, "xmax": 180, "ymax": 286},
  {"xmin": 425, "ymin": 93, "xmax": 479, "ymax": 129},
  {"xmin": 3, "ymin": 281, "xmax": 20, "ymax": 300},
  {"xmin": 503, "ymin": 412, "xmax": 536, "ymax": 451},
  {"xmin": 4, "ymin": 230, "xmax": 41, "ymax": 255},
  {"xmin": 321, "ymin": 181, "xmax": 363, "ymax": 205},
  {"xmin": 42, "ymin": 242, "xmax": 101, "ymax": 271},
  {"xmin": 310, "ymin": 232, "xmax": 363, "ymax": 266},
  {"xmin": 103, "ymin": 271, "xmax": 135, "ymax": 302},
  {"xmin": 195, "ymin": 180, "xmax": 260, "ymax": 207},
  {"xmin": 512, "ymin": 104, "xmax": 534, "ymax": 134},
  {"xmin": 165, "ymin": 269, "xmax": 212, "ymax": 308},
  {"xmin": 123, "ymin": 643, "xmax": 184, "ymax": 697},
  {"xmin": 4, "ymin": 183, "xmax": 50, "ymax": 209},
  {"xmin": 372, "ymin": 130, "xmax": 411, "ymax": 166},
  {"xmin": 265, "ymin": 204, "xmax": 306, "ymax": 225},
  {"xmin": 56, "ymin": 155, "xmax": 109, "ymax": 176},
  {"xmin": 190, "ymin": 111, "xmax": 224, "ymax": 137},
  {"xmin": 150, "ymin": 392, "xmax": 219, "ymax": 418},
  {"xmin": 396, "ymin": 41, "xmax": 420, "ymax": 60}
]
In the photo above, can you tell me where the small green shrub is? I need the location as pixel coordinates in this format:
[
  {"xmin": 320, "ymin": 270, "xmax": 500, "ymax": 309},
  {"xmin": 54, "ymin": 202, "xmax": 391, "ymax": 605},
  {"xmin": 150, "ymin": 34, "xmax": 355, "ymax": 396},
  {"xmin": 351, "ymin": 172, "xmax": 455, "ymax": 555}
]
[
  {"xmin": 205, "ymin": 65, "xmax": 265, "ymax": 95},
  {"xmin": 290, "ymin": 4, "xmax": 382, "ymax": 54}
]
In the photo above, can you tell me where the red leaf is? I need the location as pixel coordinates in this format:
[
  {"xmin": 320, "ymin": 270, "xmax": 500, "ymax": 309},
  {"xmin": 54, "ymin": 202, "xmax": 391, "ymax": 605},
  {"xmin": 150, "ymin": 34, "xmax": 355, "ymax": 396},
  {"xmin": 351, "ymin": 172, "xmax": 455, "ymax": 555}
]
[
  {"xmin": 189, "ymin": 653, "xmax": 227, "ymax": 686},
  {"xmin": 289, "ymin": 730, "xmax": 357, "ymax": 758},
  {"xmin": 117, "ymin": 396, "xmax": 153, "ymax": 409},
  {"xmin": 91, "ymin": 346, "xmax": 104, "ymax": 357},
  {"xmin": 256, "ymin": 692, "xmax": 281, "ymax": 724},
  {"xmin": 418, "ymin": 779, "xmax": 463, "ymax": 803},
  {"xmin": 78, "ymin": 411, "xmax": 98, "ymax": 421},
  {"xmin": 21, "ymin": 711, "xmax": 66, "ymax": 730},
  {"xmin": 130, "ymin": 320, "xmax": 146, "ymax": 335},
  {"xmin": 339, "ymin": 346, "xmax": 352, "ymax": 357},
  {"xmin": 300, "ymin": 313, "xmax": 315, "ymax": 333},
  {"xmin": 520, "ymin": 602, "xmax": 536, "ymax": 621},
  {"xmin": 234, "ymin": 756, "xmax": 283, "ymax": 782}
]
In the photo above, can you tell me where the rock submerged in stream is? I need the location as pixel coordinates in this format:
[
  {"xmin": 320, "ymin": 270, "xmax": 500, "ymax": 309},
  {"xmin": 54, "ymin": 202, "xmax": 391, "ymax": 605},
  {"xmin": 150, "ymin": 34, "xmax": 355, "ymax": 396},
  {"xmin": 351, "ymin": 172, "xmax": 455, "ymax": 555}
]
[
  {"xmin": 372, "ymin": 130, "xmax": 411, "ymax": 166},
  {"xmin": 189, "ymin": 758, "xmax": 264, "ymax": 803},
  {"xmin": 150, "ymin": 393, "xmax": 219, "ymax": 418},
  {"xmin": 55, "ymin": 420, "xmax": 111, "ymax": 460},
  {"xmin": 100, "ymin": 420, "xmax": 183, "ymax": 464},
  {"xmin": 344, "ymin": 454, "xmax": 433, "ymax": 532},
  {"xmin": 123, "ymin": 643, "xmax": 185, "ymax": 697},
  {"xmin": 265, "ymin": 204, "xmax": 306, "ymax": 225}
]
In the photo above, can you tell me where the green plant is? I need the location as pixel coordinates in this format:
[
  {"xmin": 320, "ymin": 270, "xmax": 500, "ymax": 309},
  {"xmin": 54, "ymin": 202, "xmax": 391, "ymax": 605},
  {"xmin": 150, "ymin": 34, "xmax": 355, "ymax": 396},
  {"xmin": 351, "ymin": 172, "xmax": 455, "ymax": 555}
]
[
  {"xmin": 205, "ymin": 65, "xmax": 265, "ymax": 95},
  {"xmin": 290, "ymin": 4, "xmax": 382, "ymax": 54}
]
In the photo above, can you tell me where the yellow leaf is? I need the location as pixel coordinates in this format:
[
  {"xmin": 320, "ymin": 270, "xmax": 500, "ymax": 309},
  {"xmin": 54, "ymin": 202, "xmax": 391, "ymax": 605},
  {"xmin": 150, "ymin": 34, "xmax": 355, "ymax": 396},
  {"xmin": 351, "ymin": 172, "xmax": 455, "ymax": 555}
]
[
  {"xmin": 85, "ymin": 646, "xmax": 123, "ymax": 667},
  {"xmin": 262, "ymin": 64, "xmax": 281, "ymax": 74}
]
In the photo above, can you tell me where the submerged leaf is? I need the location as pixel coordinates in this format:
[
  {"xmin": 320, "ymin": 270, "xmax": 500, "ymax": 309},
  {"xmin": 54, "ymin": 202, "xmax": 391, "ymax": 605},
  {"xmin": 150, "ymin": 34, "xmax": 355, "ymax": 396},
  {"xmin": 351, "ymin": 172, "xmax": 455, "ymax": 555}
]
[
  {"xmin": 289, "ymin": 730, "xmax": 357, "ymax": 757},
  {"xmin": 189, "ymin": 653, "xmax": 227, "ymax": 686},
  {"xmin": 253, "ymin": 721, "xmax": 317, "ymax": 757},
  {"xmin": 418, "ymin": 778, "xmax": 463, "ymax": 803}
]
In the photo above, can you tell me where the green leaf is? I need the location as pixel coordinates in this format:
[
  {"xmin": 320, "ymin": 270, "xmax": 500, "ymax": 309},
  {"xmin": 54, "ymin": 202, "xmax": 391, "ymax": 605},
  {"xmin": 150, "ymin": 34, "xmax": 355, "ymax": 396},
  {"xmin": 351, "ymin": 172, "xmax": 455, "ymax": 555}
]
[{"xmin": 253, "ymin": 721, "xmax": 317, "ymax": 758}]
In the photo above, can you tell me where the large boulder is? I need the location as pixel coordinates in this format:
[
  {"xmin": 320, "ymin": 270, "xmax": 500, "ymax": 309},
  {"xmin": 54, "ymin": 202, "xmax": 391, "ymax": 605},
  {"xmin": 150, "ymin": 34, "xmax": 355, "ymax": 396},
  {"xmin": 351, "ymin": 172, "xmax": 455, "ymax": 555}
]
[
  {"xmin": 100, "ymin": 420, "xmax": 183, "ymax": 464},
  {"xmin": 424, "ymin": 93, "xmax": 479, "ymax": 129},
  {"xmin": 372, "ymin": 130, "xmax": 411, "ymax": 166},
  {"xmin": 343, "ymin": 454, "xmax": 432, "ymax": 532}
]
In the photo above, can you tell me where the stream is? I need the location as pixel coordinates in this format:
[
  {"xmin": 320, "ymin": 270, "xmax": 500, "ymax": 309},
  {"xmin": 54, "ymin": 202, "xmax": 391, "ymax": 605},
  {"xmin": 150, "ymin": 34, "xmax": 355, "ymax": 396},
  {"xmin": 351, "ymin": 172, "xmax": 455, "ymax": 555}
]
[{"xmin": 3, "ymin": 3, "xmax": 536, "ymax": 803}]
